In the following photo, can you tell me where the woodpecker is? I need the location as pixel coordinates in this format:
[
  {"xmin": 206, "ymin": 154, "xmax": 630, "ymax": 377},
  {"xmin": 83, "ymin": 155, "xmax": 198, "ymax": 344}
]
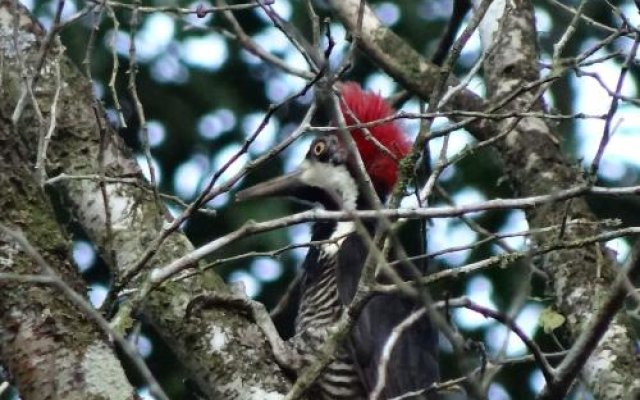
[{"xmin": 238, "ymin": 83, "xmax": 439, "ymax": 399}]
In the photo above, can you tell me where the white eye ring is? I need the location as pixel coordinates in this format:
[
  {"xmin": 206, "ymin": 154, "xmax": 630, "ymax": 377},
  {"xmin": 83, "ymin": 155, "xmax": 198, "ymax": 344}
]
[{"xmin": 313, "ymin": 141, "xmax": 326, "ymax": 156}]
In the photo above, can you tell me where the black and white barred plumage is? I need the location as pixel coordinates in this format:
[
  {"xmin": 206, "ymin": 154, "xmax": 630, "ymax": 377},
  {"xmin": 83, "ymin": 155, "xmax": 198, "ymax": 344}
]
[{"xmin": 291, "ymin": 221, "xmax": 366, "ymax": 400}]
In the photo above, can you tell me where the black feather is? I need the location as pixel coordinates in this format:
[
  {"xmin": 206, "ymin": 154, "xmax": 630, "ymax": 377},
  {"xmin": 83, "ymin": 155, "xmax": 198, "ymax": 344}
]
[{"xmin": 337, "ymin": 234, "xmax": 440, "ymax": 399}]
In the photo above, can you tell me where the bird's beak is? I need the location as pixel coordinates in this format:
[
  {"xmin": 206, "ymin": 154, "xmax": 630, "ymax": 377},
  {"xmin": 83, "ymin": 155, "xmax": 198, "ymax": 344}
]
[{"xmin": 236, "ymin": 170, "xmax": 305, "ymax": 201}]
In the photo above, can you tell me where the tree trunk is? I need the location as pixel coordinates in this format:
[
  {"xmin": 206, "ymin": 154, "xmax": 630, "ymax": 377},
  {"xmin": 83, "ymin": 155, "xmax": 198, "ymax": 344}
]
[
  {"xmin": 0, "ymin": 34, "xmax": 137, "ymax": 400},
  {"xmin": 0, "ymin": 1, "xmax": 291, "ymax": 399}
]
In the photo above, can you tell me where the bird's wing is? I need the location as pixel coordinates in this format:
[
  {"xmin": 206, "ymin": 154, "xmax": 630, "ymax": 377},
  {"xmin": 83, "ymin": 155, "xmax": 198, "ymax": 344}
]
[{"xmin": 337, "ymin": 234, "xmax": 440, "ymax": 399}]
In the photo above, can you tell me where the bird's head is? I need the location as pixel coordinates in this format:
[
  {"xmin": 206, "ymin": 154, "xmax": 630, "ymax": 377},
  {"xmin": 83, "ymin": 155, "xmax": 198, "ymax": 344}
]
[{"xmin": 237, "ymin": 82, "xmax": 410, "ymax": 210}]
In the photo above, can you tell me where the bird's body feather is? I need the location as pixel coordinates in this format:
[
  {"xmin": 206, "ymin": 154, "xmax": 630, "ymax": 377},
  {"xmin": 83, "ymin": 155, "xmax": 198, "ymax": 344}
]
[
  {"xmin": 293, "ymin": 221, "xmax": 366, "ymax": 399},
  {"xmin": 337, "ymin": 234, "xmax": 440, "ymax": 399}
]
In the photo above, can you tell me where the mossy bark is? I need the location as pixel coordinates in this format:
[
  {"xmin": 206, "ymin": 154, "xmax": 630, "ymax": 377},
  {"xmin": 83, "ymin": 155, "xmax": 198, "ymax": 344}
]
[
  {"xmin": 480, "ymin": 2, "xmax": 640, "ymax": 398},
  {"xmin": 0, "ymin": 1, "xmax": 291, "ymax": 399},
  {"xmin": 0, "ymin": 19, "xmax": 136, "ymax": 399}
]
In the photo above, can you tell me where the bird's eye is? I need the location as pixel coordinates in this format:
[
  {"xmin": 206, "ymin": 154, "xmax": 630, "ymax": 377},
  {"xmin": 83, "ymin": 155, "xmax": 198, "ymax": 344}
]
[{"xmin": 313, "ymin": 141, "xmax": 326, "ymax": 156}]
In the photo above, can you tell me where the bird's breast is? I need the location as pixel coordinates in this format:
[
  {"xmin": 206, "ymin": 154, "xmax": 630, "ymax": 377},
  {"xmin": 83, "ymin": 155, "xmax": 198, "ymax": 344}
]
[{"xmin": 293, "ymin": 245, "xmax": 366, "ymax": 399}]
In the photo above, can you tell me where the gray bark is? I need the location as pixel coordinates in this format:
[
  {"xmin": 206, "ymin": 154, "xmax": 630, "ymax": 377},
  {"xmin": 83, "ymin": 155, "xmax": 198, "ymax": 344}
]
[
  {"xmin": 478, "ymin": 2, "xmax": 640, "ymax": 398},
  {"xmin": 0, "ymin": 5, "xmax": 136, "ymax": 397},
  {"xmin": 0, "ymin": 1, "xmax": 291, "ymax": 399}
]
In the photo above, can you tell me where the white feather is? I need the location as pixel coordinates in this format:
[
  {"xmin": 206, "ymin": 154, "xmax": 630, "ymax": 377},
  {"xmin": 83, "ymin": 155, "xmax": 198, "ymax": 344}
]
[
  {"xmin": 299, "ymin": 160, "xmax": 359, "ymax": 211},
  {"xmin": 298, "ymin": 160, "xmax": 358, "ymax": 256}
]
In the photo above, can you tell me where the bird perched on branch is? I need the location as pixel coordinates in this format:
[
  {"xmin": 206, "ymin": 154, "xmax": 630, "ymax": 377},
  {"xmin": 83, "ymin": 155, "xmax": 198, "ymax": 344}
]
[{"xmin": 238, "ymin": 83, "xmax": 439, "ymax": 399}]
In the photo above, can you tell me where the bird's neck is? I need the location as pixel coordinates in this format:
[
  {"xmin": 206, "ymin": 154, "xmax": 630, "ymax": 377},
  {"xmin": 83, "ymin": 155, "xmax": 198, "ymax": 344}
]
[{"xmin": 309, "ymin": 182, "xmax": 380, "ymax": 257}]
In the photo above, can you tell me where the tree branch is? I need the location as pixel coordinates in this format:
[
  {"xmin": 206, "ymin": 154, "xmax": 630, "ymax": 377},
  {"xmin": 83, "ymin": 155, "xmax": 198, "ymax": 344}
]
[{"xmin": 0, "ymin": 2, "xmax": 293, "ymax": 398}]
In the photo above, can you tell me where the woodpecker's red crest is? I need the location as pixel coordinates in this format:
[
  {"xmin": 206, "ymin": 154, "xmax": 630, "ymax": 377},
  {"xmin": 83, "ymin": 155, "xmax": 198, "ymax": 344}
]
[
  {"xmin": 237, "ymin": 83, "xmax": 411, "ymax": 209},
  {"xmin": 339, "ymin": 82, "xmax": 411, "ymax": 196}
]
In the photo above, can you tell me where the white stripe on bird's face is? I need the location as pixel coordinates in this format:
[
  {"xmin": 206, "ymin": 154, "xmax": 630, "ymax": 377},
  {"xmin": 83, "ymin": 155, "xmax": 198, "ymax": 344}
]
[
  {"xmin": 299, "ymin": 159, "xmax": 359, "ymax": 211},
  {"xmin": 322, "ymin": 221, "xmax": 356, "ymax": 256}
]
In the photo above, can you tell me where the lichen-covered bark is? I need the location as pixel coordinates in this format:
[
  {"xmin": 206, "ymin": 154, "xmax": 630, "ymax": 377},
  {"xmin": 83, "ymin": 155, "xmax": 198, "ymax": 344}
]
[
  {"xmin": 327, "ymin": 0, "xmax": 640, "ymax": 398},
  {"xmin": 0, "ymin": 2, "xmax": 290, "ymax": 399},
  {"xmin": 0, "ymin": 51, "xmax": 136, "ymax": 400},
  {"xmin": 478, "ymin": 2, "xmax": 640, "ymax": 398}
]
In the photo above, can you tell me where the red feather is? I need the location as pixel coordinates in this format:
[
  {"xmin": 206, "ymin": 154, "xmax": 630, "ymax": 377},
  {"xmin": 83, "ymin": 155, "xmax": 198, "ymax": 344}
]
[{"xmin": 339, "ymin": 82, "xmax": 411, "ymax": 195}]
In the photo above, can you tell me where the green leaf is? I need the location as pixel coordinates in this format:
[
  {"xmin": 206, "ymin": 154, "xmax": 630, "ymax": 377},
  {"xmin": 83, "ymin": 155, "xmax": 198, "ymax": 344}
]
[{"xmin": 539, "ymin": 307, "xmax": 566, "ymax": 334}]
